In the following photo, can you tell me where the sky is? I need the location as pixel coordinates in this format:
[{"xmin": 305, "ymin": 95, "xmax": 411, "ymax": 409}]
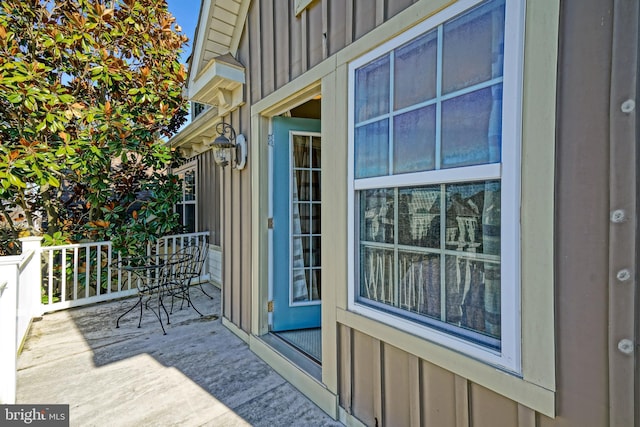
[{"xmin": 165, "ymin": 0, "xmax": 202, "ymax": 65}]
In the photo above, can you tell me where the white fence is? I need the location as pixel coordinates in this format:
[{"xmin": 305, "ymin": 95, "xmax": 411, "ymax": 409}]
[
  {"xmin": 41, "ymin": 231, "xmax": 211, "ymax": 313},
  {"xmin": 0, "ymin": 231, "xmax": 215, "ymax": 404},
  {"xmin": 0, "ymin": 237, "xmax": 42, "ymax": 404}
]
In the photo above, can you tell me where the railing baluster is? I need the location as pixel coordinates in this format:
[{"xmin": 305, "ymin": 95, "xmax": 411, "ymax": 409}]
[
  {"xmin": 107, "ymin": 243, "xmax": 112, "ymax": 294},
  {"xmin": 61, "ymin": 249, "xmax": 67, "ymax": 302},
  {"xmin": 85, "ymin": 246, "xmax": 90, "ymax": 298},
  {"xmin": 38, "ymin": 232, "xmax": 210, "ymax": 311},
  {"xmin": 48, "ymin": 250, "xmax": 53, "ymax": 307},
  {"xmin": 73, "ymin": 247, "xmax": 79, "ymax": 301},
  {"xmin": 96, "ymin": 244, "xmax": 102, "ymax": 296}
]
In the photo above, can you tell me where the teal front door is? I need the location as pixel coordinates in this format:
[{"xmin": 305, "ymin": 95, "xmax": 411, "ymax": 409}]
[{"xmin": 271, "ymin": 117, "xmax": 321, "ymax": 331}]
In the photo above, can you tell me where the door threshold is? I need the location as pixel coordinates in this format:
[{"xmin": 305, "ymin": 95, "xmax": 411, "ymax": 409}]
[{"xmin": 260, "ymin": 332, "xmax": 322, "ymax": 381}]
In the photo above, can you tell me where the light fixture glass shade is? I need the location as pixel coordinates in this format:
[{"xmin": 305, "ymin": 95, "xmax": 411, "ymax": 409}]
[
  {"xmin": 208, "ymin": 122, "xmax": 247, "ymax": 169},
  {"xmin": 212, "ymin": 145, "xmax": 230, "ymax": 167}
]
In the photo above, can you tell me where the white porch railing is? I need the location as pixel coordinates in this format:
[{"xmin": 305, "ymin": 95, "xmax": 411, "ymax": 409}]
[
  {"xmin": 0, "ymin": 237, "xmax": 42, "ymax": 404},
  {"xmin": 0, "ymin": 231, "xmax": 216, "ymax": 404},
  {"xmin": 41, "ymin": 231, "xmax": 211, "ymax": 313}
]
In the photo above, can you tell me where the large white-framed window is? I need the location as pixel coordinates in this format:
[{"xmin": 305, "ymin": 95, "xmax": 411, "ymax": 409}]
[
  {"xmin": 347, "ymin": 0, "xmax": 523, "ymax": 372},
  {"xmin": 175, "ymin": 161, "xmax": 198, "ymax": 233}
]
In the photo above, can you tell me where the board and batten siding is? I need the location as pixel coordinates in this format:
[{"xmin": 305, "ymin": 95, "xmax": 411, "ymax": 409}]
[
  {"xmin": 197, "ymin": 149, "xmax": 222, "ymax": 246},
  {"xmin": 219, "ymin": 0, "xmax": 636, "ymax": 425}
]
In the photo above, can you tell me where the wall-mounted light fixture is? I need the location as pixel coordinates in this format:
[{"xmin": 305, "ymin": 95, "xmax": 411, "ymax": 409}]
[{"xmin": 208, "ymin": 122, "xmax": 247, "ymax": 170}]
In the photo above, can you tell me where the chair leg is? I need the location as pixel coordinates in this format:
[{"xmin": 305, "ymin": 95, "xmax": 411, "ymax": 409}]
[
  {"xmin": 116, "ymin": 296, "xmax": 142, "ymax": 329},
  {"xmin": 184, "ymin": 286, "xmax": 204, "ymax": 317},
  {"xmin": 198, "ymin": 282, "xmax": 214, "ymax": 299}
]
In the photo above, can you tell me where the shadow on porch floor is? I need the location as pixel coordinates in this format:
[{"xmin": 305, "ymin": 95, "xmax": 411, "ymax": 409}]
[{"xmin": 16, "ymin": 283, "xmax": 342, "ymax": 427}]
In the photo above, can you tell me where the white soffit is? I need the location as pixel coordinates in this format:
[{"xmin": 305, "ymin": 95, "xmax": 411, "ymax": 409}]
[
  {"xmin": 167, "ymin": 107, "xmax": 221, "ymax": 157},
  {"xmin": 188, "ymin": 53, "xmax": 245, "ymax": 108},
  {"xmin": 187, "ymin": 0, "xmax": 249, "ymax": 111}
]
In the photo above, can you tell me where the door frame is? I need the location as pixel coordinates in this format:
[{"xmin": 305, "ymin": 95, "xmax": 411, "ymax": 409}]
[{"xmin": 248, "ymin": 77, "xmax": 341, "ymax": 417}]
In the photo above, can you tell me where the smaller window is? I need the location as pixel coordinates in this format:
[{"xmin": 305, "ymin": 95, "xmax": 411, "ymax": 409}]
[{"xmin": 175, "ymin": 163, "xmax": 197, "ymax": 233}]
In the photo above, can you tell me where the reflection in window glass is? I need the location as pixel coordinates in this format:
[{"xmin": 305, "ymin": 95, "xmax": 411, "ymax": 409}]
[
  {"xmin": 355, "ymin": 55, "xmax": 390, "ymax": 123},
  {"xmin": 442, "ymin": 0, "xmax": 504, "ymax": 94},
  {"xmin": 441, "ymin": 87, "xmax": 501, "ymax": 168},
  {"xmin": 358, "ymin": 181, "xmax": 501, "ymax": 346},
  {"xmin": 184, "ymin": 170, "xmax": 196, "ymax": 201},
  {"xmin": 398, "ymin": 186, "xmax": 440, "ymax": 248},
  {"xmin": 175, "ymin": 165, "xmax": 197, "ymax": 233},
  {"xmin": 355, "ymin": 119, "xmax": 389, "ymax": 178},
  {"xmin": 351, "ymin": 0, "xmax": 511, "ymax": 353},
  {"xmin": 184, "ymin": 204, "xmax": 196, "ymax": 233},
  {"xmin": 360, "ymin": 188, "xmax": 395, "ymax": 244},
  {"xmin": 394, "ymin": 106, "xmax": 437, "ymax": 174},
  {"xmin": 394, "ymin": 30, "xmax": 438, "ymax": 110}
]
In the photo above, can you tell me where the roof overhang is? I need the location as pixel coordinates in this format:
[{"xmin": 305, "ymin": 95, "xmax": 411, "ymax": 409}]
[
  {"xmin": 167, "ymin": 106, "xmax": 222, "ymax": 158},
  {"xmin": 188, "ymin": 53, "xmax": 245, "ymax": 115}
]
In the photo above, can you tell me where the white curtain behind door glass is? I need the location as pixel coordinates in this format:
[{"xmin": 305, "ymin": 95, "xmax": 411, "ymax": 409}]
[{"xmin": 291, "ymin": 167, "xmax": 309, "ymax": 302}]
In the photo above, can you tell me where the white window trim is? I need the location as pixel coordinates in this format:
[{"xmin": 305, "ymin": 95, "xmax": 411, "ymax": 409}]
[
  {"xmin": 347, "ymin": 0, "xmax": 524, "ymax": 373},
  {"xmin": 175, "ymin": 160, "xmax": 198, "ymax": 233}
]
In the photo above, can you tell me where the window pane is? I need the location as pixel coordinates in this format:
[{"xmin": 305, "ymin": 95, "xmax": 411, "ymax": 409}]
[
  {"xmin": 311, "ymin": 170, "xmax": 321, "ymax": 201},
  {"xmin": 393, "ymin": 105, "xmax": 436, "ymax": 174},
  {"xmin": 441, "ymin": 86, "xmax": 502, "ymax": 168},
  {"xmin": 293, "ymin": 135, "xmax": 310, "ymax": 168},
  {"xmin": 184, "ymin": 204, "xmax": 196, "ymax": 233},
  {"xmin": 184, "ymin": 170, "xmax": 196, "ymax": 201},
  {"xmin": 445, "ymin": 181, "xmax": 500, "ymax": 255},
  {"xmin": 442, "ymin": 0, "xmax": 504, "ymax": 94},
  {"xmin": 360, "ymin": 189, "xmax": 395, "ymax": 244},
  {"xmin": 355, "ymin": 119, "xmax": 389, "ymax": 178},
  {"xmin": 360, "ymin": 246, "xmax": 395, "ymax": 305},
  {"xmin": 311, "ymin": 236, "xmax": 321, "ymax": 267},
  {"xmin": 445, "ymin": 255, "xmax": 500, "ymax": 339},
  {"xmin": 398, "ymin": 186, "xmax": 440, "ymax": 247},
  {"xmin": 295, "ymin": 170, "xmax": 310, "ymax": 201},
  {"xmin": 355, "ymin": 55, "xmax": 390, "ymax": 123},
  {"xmin": 398, "ymin": 251, "xmax": 440, "ymax": 318},
  {"xmin": 294, "ymin": 203, "xmax": 309, "ymax": 235},
  {"xmin": 311, "ymin": 136, "xmax": 321, "ymax": 168},
  {"xmin": 311, "ymin": 203, "xmax": 321, "ymax": 234},
  {"xmin": 308, "ymin": 269, "xmax": 321, "ymax": 300},
  {"xmin": 394, "ymin": 30, "xmax": 437, "ymax": 109}
]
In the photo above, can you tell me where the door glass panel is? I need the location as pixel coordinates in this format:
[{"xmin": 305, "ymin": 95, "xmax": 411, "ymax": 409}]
[{"xmin": 291, "ymin": 134, "xmax": 321, "ymax": 303}]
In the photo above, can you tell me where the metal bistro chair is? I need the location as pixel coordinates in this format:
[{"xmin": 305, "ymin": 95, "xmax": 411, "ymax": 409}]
[
  {"xmin": 165, "ymin": 245, "xmax": 205, "ymax": 317},
  {"xmin": 114, "ymin": 252, "xmax": 189, "ymax": 335},
  {"xmin": 192, "ymin": 239, "xmax": 213, "ymax": 299}
]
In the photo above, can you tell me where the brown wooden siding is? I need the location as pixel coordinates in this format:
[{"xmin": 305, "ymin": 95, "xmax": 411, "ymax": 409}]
[
  {"xmin": 538, "ymin": 0, "xmax": 614, "ymax": 425},
  {"xmin": 222, "ymin": 0, "xmax": 635, "ymax": 424},
  {"xmin": 327, "ymin": 1, "xmax": 347, "ymax": 56},
  {"xmin": 386, "ymin": 0, "xmax": 417, "ymax": 21},
  {"xmin": 353, "ymin": 0, "xmax": 377, "ymax": 41},
  {"xmin": 197, "ymin": 150, "xmax": 221, "ymax": 246}
]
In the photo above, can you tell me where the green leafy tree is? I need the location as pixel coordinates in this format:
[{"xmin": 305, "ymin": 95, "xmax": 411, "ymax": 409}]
[{"xmin": 0, "ymin": 0, "xmax": 188, "ymax": 255}]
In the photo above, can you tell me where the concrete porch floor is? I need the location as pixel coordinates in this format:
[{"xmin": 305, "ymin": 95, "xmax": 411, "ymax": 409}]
[{"xmin": 16, "ymin": 283, "xmax": 343, "ymax": 427}]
